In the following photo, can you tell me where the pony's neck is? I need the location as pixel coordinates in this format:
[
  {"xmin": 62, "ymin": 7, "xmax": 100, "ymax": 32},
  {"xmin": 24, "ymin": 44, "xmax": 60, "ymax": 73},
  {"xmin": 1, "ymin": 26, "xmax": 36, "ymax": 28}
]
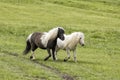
[
  {"xmin": 46, "ymin": 28, "xmax": 58, "ymax": 40},
  {"xmin": 41, "ymin": 28, "xmax": 58, "ymax": 47}
]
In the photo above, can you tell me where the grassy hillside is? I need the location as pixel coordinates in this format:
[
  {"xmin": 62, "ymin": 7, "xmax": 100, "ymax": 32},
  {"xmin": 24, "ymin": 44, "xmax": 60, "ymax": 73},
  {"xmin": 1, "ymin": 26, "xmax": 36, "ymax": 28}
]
[{"xmin": 0, "ymin": 0, "xmax": 120, "ymax": 80}]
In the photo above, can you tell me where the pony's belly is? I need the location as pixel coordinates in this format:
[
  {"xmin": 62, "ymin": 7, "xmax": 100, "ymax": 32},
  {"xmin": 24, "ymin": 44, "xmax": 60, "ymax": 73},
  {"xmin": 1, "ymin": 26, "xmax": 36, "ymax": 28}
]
[
  {"xmin": 39, "ymin": 47, "xmax": 46, "ymax": 49},
  {"xmin": 68, "ymin": 44, "xmax": 76, "ymax": 50}
]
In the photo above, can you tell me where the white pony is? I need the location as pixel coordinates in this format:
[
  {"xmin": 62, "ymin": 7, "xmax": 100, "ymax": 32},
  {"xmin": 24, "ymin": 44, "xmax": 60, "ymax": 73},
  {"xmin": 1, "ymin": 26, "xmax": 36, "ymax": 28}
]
[{"xmin": 55, "ymin": 32, "xmax": 85, "ymax": 62}]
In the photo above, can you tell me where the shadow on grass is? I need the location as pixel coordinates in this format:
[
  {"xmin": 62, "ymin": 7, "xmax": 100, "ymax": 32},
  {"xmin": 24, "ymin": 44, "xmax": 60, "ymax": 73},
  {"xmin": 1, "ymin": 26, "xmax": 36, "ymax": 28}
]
[
  {"xmin": 1, "ymin": 50, "xmax": 102, "ymax": 66},
  {"xmin": 33, "ymin": 58, "xmax": 102, "ymax": 65}
]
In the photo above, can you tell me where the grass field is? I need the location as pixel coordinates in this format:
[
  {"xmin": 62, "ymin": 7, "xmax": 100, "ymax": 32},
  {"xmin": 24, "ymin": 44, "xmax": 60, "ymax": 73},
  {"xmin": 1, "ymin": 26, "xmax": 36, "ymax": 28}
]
[{"xmin": 0, "ymin": 0, "xmax": 120, "ymax": 80}]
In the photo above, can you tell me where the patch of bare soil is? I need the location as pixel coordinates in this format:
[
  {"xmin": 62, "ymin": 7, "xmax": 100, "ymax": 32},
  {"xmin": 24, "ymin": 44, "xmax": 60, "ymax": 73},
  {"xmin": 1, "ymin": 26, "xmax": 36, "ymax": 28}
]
[
  {"xmin": 33, "ymin": 60, "xmax": 74, "ymax": 80},
  {"xmin": 2, "ymin": 50, "xmax": 75, "ymax": 80}
]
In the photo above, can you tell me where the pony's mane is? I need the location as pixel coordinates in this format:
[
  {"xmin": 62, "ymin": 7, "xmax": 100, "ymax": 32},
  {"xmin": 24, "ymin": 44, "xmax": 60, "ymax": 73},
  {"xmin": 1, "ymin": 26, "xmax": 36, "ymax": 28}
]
[
  {"xmin": 41, "ymin": 27, "xmax": 63, "ymax": 47},
  {"xmin": 46, "ymin": 27, "xmax": 59, "ymax": 39}
]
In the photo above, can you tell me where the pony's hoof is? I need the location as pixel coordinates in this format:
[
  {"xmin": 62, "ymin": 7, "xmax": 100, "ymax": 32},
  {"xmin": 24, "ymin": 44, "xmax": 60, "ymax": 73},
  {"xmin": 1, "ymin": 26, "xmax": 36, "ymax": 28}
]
[
  {"xmin": 64, "ymin": 59, "xmax": 67, "ymax": 62},
  {"xmin": 30, "ymin": 56, "xmax": 33, "ymax": 59},
  {"xmin": 30, "ymin": 56, "xmax": 35, "ymax": 60},
  {"xmin": 56, "ymin": 57, "xmax": 58, "ymax": 60},
  {"xmin": 44, "ymin": 58, "xmax": 48, "ymax": 61},
  {"xmin": 53, "ymin": 58, "xmax": 57, "ymax": 61}
]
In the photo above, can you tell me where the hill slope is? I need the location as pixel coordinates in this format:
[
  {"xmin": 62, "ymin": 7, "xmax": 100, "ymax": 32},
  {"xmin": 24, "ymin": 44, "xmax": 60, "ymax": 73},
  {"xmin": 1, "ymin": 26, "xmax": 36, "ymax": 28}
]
[{"xmin": 0, "ymin": 0, "xmax": 120, "ymax": 80}]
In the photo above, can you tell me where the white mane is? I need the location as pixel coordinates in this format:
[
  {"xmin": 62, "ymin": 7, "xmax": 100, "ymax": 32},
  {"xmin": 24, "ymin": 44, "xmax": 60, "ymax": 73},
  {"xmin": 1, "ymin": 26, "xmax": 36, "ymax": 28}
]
[{"xmin": 41, "ymin": 27, "xmax": 62, "ymax": 47}]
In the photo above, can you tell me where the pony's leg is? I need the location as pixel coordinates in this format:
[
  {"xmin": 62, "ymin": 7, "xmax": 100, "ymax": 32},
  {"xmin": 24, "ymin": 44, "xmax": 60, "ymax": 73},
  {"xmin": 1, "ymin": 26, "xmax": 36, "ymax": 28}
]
[
  {"xmin": 52, "ymin": 48, "xmax": 56, "ymax": 61},
  {"xmin": 64, "ymin": 48, "xmax": 70, "ymax": 62},
  {"xmin": 54, "ymin": 47, "xmax": 57, "ymax": 60},
  {"xmin": 30, "ymin": 51, "xmax": 35, "ymax": 60},
  {"xmin": 73, "ymin": 49, "xmax": 77, "ymax": 62},
  {"xmin": 30, "ymin": 44, "xmax": 38, "ymax": 60},
  {"xmin": 54, "ymin": 46, "xmax": 60, "ymax": 60},
  {"xmin": 54, "ymin": 51, "xmax": 58, "ymax": 60},
  {"xmin": 44, "ymin": 49, "xmax": 51, "ymax": 61}
]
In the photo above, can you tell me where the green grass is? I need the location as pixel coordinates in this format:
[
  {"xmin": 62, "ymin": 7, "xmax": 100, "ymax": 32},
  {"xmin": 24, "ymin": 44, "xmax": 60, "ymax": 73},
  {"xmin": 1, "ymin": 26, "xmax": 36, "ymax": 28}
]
[{"xmin": 0, "ymin": 0, "xmax": 120, "ymax": 80}]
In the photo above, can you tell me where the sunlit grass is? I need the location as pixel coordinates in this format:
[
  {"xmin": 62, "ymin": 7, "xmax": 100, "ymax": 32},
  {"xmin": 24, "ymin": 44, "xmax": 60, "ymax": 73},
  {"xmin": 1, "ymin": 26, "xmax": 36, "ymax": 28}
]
[{"xmin": 0, "ymin": 0, "xmax": 120, "ymax": 80}]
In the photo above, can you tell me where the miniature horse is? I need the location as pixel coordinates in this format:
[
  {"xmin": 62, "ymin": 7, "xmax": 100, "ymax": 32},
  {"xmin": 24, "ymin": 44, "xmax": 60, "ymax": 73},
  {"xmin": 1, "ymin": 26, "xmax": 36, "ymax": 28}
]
[
  {"xmin": 23, "ymin": 27, "xmax": 65, "ymax": 61},
  {"xmin": 55, "ymin": 32, "xmax": 85, "ymax": 62}
]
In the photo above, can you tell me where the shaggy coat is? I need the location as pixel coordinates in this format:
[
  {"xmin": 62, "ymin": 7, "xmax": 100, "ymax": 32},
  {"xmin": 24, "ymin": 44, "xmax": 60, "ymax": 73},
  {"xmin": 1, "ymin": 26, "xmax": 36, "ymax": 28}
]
[
  {"xmin": 23, "ymin": 27, "xmax": 65, "ymax": 61},
  {"xmin": 56, "ymin": 32, "xmax": 85, "ymax": 62}
]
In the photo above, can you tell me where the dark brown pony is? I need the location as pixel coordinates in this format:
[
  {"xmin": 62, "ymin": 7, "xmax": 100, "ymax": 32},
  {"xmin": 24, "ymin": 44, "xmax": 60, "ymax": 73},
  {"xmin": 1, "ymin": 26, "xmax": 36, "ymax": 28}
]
[{"xmin": 23, "ymin": 27, "xmax": 65, "ymax": 61}]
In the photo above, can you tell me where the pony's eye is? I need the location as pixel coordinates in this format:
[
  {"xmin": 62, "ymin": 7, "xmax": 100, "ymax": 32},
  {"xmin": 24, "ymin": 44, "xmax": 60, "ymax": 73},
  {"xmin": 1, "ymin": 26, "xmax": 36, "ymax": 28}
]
[{"xmin": 80, "ymin": 38, "xmax": 81, "ymax": 39}]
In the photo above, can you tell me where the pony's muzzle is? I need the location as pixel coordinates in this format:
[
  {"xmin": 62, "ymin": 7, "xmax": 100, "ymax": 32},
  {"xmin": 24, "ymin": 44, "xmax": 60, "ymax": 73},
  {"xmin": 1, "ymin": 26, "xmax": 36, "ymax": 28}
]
[{"xmin": 81, "ymin": 44, "xmax": 85, "ymax": 46}]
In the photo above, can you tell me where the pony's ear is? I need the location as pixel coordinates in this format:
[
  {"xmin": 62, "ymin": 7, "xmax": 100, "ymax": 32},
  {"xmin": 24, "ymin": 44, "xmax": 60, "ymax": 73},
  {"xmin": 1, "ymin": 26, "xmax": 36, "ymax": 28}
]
[{"xmin": 58, "ymin": 27, "xmax": 64, "ymax": 34}]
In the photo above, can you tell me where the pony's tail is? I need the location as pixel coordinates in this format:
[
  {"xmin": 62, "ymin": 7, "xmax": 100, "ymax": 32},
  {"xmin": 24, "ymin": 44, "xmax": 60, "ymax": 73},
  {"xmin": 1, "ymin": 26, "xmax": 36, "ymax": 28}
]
[{"xmin": 23, "ymin": 40, "xmax": 31, "ymax": 55}]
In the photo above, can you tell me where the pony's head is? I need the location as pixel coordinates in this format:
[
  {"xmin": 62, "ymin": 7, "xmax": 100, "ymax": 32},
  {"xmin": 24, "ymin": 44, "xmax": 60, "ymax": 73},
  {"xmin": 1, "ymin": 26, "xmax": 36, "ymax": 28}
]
[
  {"xmin": 79, "ymin": 32, "xmax": 85, "ymax": 46},
  {"xmin": 57, "ymin": 27, "xmax": 65, "ymax": 40}
]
